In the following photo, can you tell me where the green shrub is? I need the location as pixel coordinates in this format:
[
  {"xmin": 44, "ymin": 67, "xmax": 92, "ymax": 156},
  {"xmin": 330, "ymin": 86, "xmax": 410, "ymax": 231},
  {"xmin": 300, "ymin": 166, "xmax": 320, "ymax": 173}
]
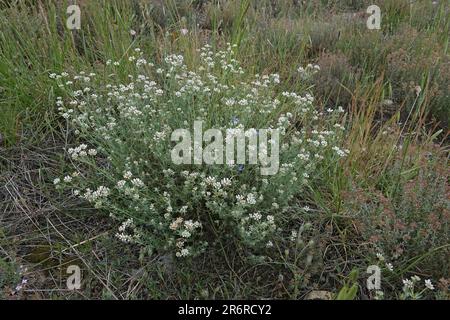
[{"xmin": 52, "ymin": 44, "xmax": 349, "ymax": 259}]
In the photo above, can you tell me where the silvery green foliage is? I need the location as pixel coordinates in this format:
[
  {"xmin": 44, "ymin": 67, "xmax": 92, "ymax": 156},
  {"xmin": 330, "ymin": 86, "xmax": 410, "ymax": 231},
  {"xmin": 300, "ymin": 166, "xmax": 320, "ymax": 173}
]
[{"xmin": 52, "ymin": 44, "xmax": 348, "ymax": 258}]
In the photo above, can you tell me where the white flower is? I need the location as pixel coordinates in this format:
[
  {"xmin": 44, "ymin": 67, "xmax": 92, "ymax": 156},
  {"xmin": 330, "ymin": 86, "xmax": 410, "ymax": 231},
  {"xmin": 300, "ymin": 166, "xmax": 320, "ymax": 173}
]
[
  {"xmin": 205, "ymin": 176, "xmax": 216, "ymax": 185},
  {"xmin": 179, "ymin": 206, "xmax": 188, "ymax": 214},
  {"xmin": 238, "ymin": 99, "xmax": 248, "ymax": 106},
  {"xmin": 123, "ymin": 171, "xmax": 133, "ymax": 179},
  {"xmin": 181, "ymin": 230, "xmax": 191, "ymax": 238},
  {"xmin": 246, "ymin": 193, "xmax": 257, "ymax": 205},
  {"xmin": 385, "ymin": 263, "xmax": 393, "ymax": 272},
  {"xmin": 250, "ymin": 212, "xmax": 262, "ymax": 221},
  {"xmin": 116, "ymin": 180, "xmax": 126, "ymax": 189},
  {"xmin": 63, "ymin": 176, "xmax": 72, "ymax": 183},
  {"xmin": 53, "ymin": 178, "xmax": 61, "ymax": 185},
  {"xmin": 424, "ymin": 279, "xmax": 434, "ymax": 290},
  {"xmin": 131, "ymin": 178, "xmax": 144, "ymax": 187},
  {"xmin": 290, "ymin": 230, "xmax": 298, "ymax": 242},
  {"xmin": 180, "ymin": 28, "xmax": 188, "ymax": 35},
  {"xmin": 414, "ymin": 85, "xmax": 422, "ymax": 97},
  {"xmin": 220, "ymin": 178, "xmax": 232, "ymax": 187},
  {"xmin": 332, "ymin": 146, "xmax": 347, "ymax": 157},
  {"xmin": 402, "ymin": 279, "xmax": 414, "ymax": 289},
  {"xmin": 176, "ymin": 248, "xmax": 190, "ymax": 257},
  {"xmin": 224, "ymin": 98, "xmax": 235, "ymax": 106}
]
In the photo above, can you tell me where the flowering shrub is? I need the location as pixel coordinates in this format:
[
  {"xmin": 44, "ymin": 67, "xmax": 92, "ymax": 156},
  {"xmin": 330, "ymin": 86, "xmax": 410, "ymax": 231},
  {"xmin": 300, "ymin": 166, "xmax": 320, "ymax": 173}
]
[{"xmin": 52, "ymin": 44, "xmax": 348, "ymax": 258}]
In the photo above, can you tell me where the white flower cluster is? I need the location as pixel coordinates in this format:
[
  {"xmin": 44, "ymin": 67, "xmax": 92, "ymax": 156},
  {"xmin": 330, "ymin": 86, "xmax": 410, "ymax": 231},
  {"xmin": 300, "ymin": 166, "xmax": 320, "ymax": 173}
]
[
  {"xmin": 67, "ymin": 144, "xmax": 97, "ymax": 159},
  {"xmin": 376, "ymin": 252, "xmax": 394, "ymax": 272},
  {"xmin": 82, "ymin": 186, "xmax": 110, "ymax": 208},
  {"xmin": 170, "ymin": 217, "xmax": 202, "ymax": 258},
  {"xmin": 116, "ymin": 218, "xmax": 141, "ymax": 243},
  {"xmin": 401, "ymin": 275, "xmax": 435, "ymax": 299}
]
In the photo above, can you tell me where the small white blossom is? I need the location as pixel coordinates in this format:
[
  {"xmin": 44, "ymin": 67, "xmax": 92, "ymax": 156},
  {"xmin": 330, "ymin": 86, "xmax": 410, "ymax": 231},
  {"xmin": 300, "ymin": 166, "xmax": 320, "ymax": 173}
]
[
  {"xmin": 123, "ymin": 171, "xmax": 133, "ymax": 179},
  {"xmin": 131, "ymin": 178, "xmax": 144, "ymax": 187},
  {"xmin": 424, "ymin": 279, "xmax": 434, "ymax": 290},
  {"xmin": 402, "ymin": 279, "xmax": 414, "ymax": 289}
]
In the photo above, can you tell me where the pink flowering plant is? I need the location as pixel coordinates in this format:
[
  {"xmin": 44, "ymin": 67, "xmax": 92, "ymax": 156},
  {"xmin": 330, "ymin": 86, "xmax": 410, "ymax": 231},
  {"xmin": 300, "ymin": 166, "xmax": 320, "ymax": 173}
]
[{"xmin": 51, "ymin": 44, "xmax": 348, "ymax": 258}]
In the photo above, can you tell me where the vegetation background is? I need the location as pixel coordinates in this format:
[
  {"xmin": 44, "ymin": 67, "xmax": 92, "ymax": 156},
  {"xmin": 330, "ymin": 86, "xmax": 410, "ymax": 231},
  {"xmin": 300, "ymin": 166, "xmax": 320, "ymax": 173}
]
[{"xmin": 0, "ymin": 0, "xmax": 449, "ymax": 299}]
